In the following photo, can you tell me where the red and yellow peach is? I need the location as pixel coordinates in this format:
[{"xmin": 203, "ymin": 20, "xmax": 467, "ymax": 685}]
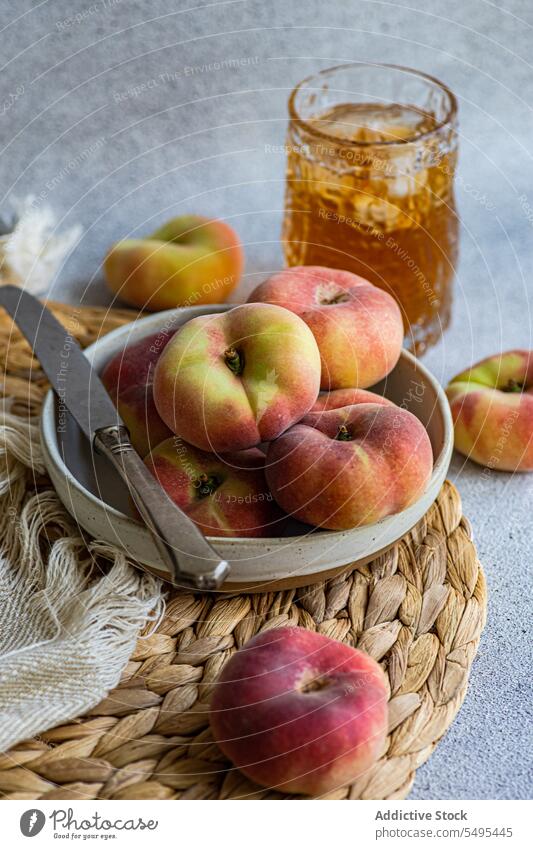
[
  {"xmin": 248, "ymin": 266, "xmax": 403, "ymax": 390},
  {"xmin": 210, "ymin": 626, "xmax": 389, "ymax": 795},
  {"xmin": 144, "ymin": 441, "xmax": 284, "ymax": 537},
  {"xmin": 153, "ymin": 303, "xmax": 322, "ymax": 453},
  {"xmin": 446, "ymin": 350, "xmax": 533, "ymax": 472},
  {"xmin": 101, "ymin": 331, "xmax": 173, "ymax": 457},
  {"xmin": 265, "ymin": 403, "xmax": 433, "ymax": 529},
  {"xmin": 104, "ymin": 214, "xmax": 243, "ymax": 311}
]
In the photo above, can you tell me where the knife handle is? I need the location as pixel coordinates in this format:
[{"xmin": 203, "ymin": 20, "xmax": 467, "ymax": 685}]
[{"xmin": 94, "ymin": 424, "xmax": 230, "ymax": 591}]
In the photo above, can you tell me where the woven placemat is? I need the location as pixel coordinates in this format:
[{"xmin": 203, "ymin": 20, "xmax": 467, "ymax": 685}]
[{"xmin": 0, "ymin": 300, "xmax": 487, "ymax": 801}]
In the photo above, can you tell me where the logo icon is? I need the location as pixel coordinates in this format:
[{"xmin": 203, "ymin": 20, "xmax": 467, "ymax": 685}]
[{"xmin": 20, "ymin": 809, "xmax": 46, "ymax": 837}]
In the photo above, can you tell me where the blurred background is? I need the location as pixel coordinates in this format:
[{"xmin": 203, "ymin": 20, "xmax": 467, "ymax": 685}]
[{"xmin": 1, "ymin": 0, "xmax": 531, "ymax": 799}]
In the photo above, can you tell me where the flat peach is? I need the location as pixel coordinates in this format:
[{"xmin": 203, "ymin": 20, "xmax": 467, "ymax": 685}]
[
  {"xmin": 266, "ymin": 403, "xmax": 433, "ymax": 529},
  {"xmin": 145, "ymin": 441, "xmax": 285, "ymax": 537},
  {"xmin": 248, "ymin": 266, "xmax": 403, "ymax": 390},
  {"xmin": 101, "ymin": 331, "xmax": 173, "ymax": 456},
  {"xmin": 153, "ymin": 303, "xmax": 321, "ymax": 452},
  {"xmin": 210, "ymin": 626, "xmax": 389, "ymax": 795},
  {"xmin": 104, "ymin": 214, "xmax": 243, "ymax": 310},
  {"xmin": 446, "ymin": 350, "xmax": 533, "ymax": 471}
]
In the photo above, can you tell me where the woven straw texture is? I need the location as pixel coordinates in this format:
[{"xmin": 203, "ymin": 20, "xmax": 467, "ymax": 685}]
[{"xmin": 0, "ymin": 301, "xmax": 487, "ymax": 801}]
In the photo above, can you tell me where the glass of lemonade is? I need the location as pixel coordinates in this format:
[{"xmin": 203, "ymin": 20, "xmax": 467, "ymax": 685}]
[{"xmin": 282, "ymin": 64, "xmax": 459, "ymax": 353}]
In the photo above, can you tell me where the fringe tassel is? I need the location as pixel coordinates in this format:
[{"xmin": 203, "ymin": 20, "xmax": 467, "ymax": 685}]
[{"xmin": 0, "ymin": 400, "xmax": 164, "ymax": 751}]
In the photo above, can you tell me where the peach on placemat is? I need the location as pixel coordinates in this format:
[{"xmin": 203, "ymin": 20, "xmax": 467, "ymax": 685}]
[
  {"xmin": 248, "ymin": 265, "xmax": 403, "ymax": 390},
  {"xmin": 101, "ymin": 331, "xmax": 173, "ymax": 457},
  {"xmin": 311, "ymin": 387, "xmax": 395, "ymax": 412},
  {"xmin": 153, "ymin": 303, "xmax": 321, "ymax": 453},
  {"xmin": 104, "ymin": 214, "xmax": 243, "ymax": 310},
  {"xmin": 210, "ymin": 626, "xmax": 389, "ymax": 795},
  {"xmin": 446, "ymin": 350, "xmax": 533, "ymax": 471},
  {"xmin": 144, "ymin": 440, "xmax": 285, "ymax": 538},
  {"xmin": 265, "ymin": 404, "xmax": 433, "ymax": 530}
]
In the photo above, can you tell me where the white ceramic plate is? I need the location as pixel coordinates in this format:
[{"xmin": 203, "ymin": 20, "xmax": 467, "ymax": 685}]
[{"xmin": 40, "ymin": 305, "xmax": 453, "ymax": 588}]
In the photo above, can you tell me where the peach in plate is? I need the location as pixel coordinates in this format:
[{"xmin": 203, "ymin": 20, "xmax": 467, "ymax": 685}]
[
  {"xmin": 266, "ymin": 403, "xmax": 433, "ymax": 530},
  {"xmin": 248, "ymin": 265, "xmax": 403, "ymax": 390},
  {"xmin": 153, "ymin": 303, "xmax": 321, "ymax": 453},
  {"xmin": 101, "ymin": 331, "xmax": 173, "ymax": 457}
]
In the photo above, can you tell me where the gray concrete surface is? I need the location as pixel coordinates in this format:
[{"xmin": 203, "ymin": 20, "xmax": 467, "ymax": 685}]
[{"xmin": 1, "ymin": 0, "xmax": 531, "ymax": 799}]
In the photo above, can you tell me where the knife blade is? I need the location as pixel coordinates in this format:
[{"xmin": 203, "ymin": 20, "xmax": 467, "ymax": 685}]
[
  {"xmin": 0, "ymin": 285, "xmax": 230, "ymax": 590},
  {"xmin": 1, "ymin": 284, "xmax": 124, "ymax": 440}
]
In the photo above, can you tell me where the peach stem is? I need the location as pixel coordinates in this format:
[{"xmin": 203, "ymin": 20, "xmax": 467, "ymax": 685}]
[
  {"xmin": 224, "ymin": 347, "xmax": 244, "ymax": 375},
  {"xmin": 503, "ymin": 378, "xmax": 524, "ymax": 393},
  {"xmin": 194, "ymin": 473, "xmax": 220, "ymax": 498},
  {"xmin": 321, "ymin": 292, "xmax": 349, "ymax": 305},
  {"xmin": 299, "ymin": 674, "xmax": 332, "ymax": 693}
]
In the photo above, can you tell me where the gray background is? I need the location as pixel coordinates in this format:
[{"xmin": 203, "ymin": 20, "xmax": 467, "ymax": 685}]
[{"xmin": 1, "ymin": 0, "xmax": 532, "ymax": 799}]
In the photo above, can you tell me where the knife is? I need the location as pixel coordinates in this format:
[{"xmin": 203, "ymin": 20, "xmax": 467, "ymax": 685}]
[{"xmin": 0, "ymin": 284, "xmax": 230, "ymax": 590}]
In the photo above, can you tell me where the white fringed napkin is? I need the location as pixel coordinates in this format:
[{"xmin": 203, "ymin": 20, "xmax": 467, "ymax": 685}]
[{"xmin": 0, "ymin": 402, "xmax": 164, "ymax": 752}]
